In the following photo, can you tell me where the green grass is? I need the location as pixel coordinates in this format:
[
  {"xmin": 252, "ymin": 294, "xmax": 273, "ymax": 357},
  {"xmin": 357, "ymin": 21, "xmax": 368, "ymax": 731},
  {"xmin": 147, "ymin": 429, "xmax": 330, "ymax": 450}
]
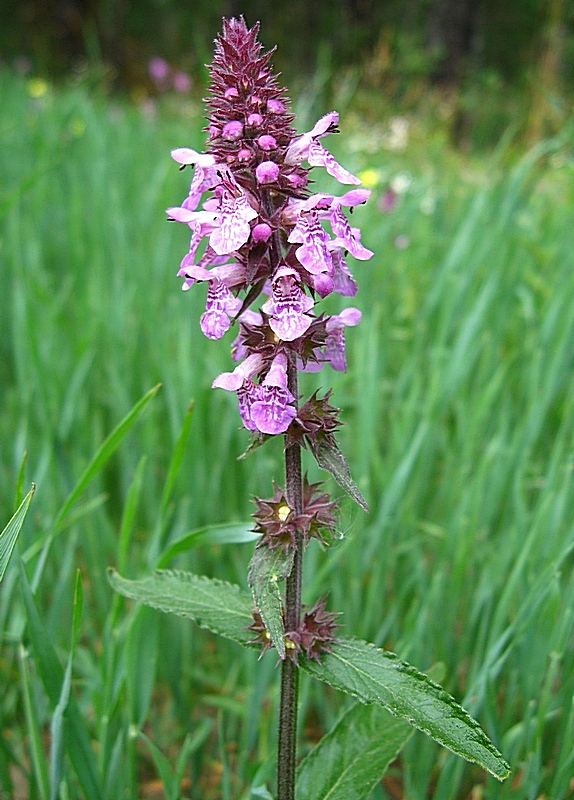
[{"xmin": 2, "ymin": 67, "xmax": 574, "ymax": 799}]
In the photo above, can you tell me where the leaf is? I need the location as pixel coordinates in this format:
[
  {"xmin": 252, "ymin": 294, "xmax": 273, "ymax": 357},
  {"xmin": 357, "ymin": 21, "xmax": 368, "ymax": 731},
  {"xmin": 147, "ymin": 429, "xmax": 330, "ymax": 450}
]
[
  {"xmin": 19, "ymin": 562, "xmax": 104, "ymax": 800},
  {"xmin": 125, "ymin": 607, "xmax": 159, "ymax": 728},
  {"xmin": 136, "ymin": 732, "xmax": 180, "ymax": 800},
  {"xmin": 50, "ymin": 571, "xmax": 83, "ymax": 800},
  {"xmin": 248, "ymin": 545, "xmax": 294, "ymax": 659},
  {"xmin": 53, "ymin": 383, "xmax": 162, "ymax": 531},
  {"xmin": 159, "ymin": 400, "xmax": 194, "ymax": 522},
  {"xmin": 156, "ymin": 522, "xmax": 259, "ymax": 569},
  {"xmin": 300, "ymin": 637, "xmax": 510, "ymax": 781},
  {"xmin": 18, "ymin": 643, "xmax": 50, "ymax": 800},
  {"xmin": 107, "ymin": 569, "xmax": 254, "ymax": 647},
  {"xmin": 14, "ymin": 450, "xmax": 28, "ymax": 509},
  {"xmin": 0, "ymin": 484, "xmax": 35, "ymax": 583},
  {"xmin": 296, "ymin": 702, "xmax": 413, "ymax": 800},
  {"xmin": 117, "ymin": 456, "xmax": 147, "ymax": 576},
  {"xmin": 314, "ymin": 440, "xmax": 369, "ymax": 513},
  {"xmin": 23, "ymin": 384, "xmax": 162, "ymax": 564},
  {"xmin": 238, "ymin": 431, "xmax": 271, "ymax": 460}
]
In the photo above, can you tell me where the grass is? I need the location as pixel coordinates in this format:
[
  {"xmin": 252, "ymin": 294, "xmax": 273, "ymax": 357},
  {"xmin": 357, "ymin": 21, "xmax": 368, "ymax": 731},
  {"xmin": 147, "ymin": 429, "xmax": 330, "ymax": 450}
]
[{"xmin": 1, "ymin": 66, "xmax": 574, "ymax": 799}]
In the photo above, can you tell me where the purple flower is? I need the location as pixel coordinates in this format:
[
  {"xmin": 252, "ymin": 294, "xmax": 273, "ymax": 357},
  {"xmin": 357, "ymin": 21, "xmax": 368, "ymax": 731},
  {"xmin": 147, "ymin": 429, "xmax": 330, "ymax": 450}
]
[
  {"xmin": 328, "ymin": 205, "xmax": 374, "ymax": 260},
  {"xmin": 288, "ymin": 211, "xmax": 333, "ymax": 277},
  {"xmin": 222, "ymin": 120, "xmax": 244, "ymax": 140},
  {"xmin": 250, "ymin": 353, "xmax": 296, "ymax": 434},
  {"xmin": 212, "ymin": 352, "xmax": 265, "ymax": 391},
  {"xmin": 256, "ymin": 161, "xmax": 280, "ymax": 184},
  {"xmin": 261, "ymin": 267, "xmax": 315, "ymax": 341},
  {"xmin": 148, "ymin": 57, "xmax": 171, "ymax": 90},
  {"xmin": 200, "ymin": 280, "xmax": 242, "ymax": 340},
  {"xmin": 169, "ymin": 17, "xmax": 373, "ymax": 435},
  {"xmin": 173, "ymin": 71, "xmax": 192, "ymax": 93},
  {"xmin": 324, "ymin": 308, "xmax": 361, "ymax": 371},
  {"xmin": 257, "ymin": 134, "xmax": 277, "ymax": 151},
  {"xmin": 252, "ymin": 222, "xmax": 273, "ymax": 243},
  {"xmin": 331, "ymin": 250, "xmax": 358, "ymax": 297},
  {"xmin": 209, "ymin": 189, "xmax": 258, "ymax": 255},
  {"xmin": 285, "ymin": 111, "xmax": 361, "ymax": 185},
  {"xmin": 237, "ymin": 382, "xmax": 263, "ymax": 431},
  {"xmin": 301, "ymin": 308, "xmax": 361, "ymax": 373}
]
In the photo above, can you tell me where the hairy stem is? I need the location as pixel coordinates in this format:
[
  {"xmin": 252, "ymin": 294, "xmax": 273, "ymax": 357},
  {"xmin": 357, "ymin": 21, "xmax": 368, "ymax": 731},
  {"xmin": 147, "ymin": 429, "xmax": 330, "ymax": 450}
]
[{"xmin": 277, "ymin": 359, "xmax": 303, "ymax": 800}]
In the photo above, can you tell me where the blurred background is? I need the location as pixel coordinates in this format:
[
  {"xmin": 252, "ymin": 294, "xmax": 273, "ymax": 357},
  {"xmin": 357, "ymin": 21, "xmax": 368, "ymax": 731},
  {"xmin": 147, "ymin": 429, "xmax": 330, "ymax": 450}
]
[{"xmin": 1, "ymin": 0, "xmax": 573, "ymax": 148}]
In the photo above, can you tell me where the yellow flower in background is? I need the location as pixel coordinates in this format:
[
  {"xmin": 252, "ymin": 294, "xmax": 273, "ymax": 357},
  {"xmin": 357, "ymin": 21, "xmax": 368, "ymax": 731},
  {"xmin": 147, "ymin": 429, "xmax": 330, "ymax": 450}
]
[
  {"xmin": 358, "ymin": 168, "xmax": 380, "ymax": 188},
  {"xmin": 70, "ymin": 117, "xmax": 86, "ymax": 137},
  {"xmin": 27, "ymin": 78, "xmax": 49, "ymax": 98}
]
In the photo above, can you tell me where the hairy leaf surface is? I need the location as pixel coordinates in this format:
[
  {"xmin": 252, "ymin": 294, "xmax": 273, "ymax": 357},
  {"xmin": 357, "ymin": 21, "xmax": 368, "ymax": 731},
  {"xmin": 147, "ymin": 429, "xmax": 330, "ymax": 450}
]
[
  {"xmin": 296, "ymin": 702, "xmax": 412, "ymax": 799},
  {"xmin": 301, "ymin": 637, "xmax": 510, "ymax": 780}
]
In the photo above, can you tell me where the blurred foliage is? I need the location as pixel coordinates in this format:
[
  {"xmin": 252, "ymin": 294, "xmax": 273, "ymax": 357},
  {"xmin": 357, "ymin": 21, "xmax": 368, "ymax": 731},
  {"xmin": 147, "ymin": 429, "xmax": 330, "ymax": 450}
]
[
  {"xmin": 1, "ymin": 0, "xmax": 572, "ymax": 88},
  {"xmin": 1, "ymin": 0, "xmax": 572, "ymax": 150}
]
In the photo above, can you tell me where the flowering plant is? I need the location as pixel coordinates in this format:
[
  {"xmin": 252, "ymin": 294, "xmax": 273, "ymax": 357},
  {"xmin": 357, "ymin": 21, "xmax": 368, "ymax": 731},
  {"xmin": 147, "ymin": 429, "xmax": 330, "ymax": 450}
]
[{"xmin": 110, "ymin": 17, "xmax": 509, "ymax": 799}]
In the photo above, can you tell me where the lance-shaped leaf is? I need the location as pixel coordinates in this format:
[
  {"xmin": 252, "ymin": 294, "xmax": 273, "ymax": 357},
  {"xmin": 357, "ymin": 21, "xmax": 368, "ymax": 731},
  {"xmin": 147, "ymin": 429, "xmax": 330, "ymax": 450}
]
[
  {"xmin": 300, "ymin": 637, "xmax": 510, "ymax": 781},
  {"xmin": 0, "ymin": 484, "xmax": 35, "ymax": 583},
  {"xmin": 296, "ymin": 702, "xmax": 413, "ymax": 800},
  {"xmin": 248, "ymin": 545, "xmax": 294, "ymax": 659},
  {"xmin": 108, "ymin": 569, "xmax": 254, "ymax": 646},
  {"xmin": 313, "ymin": 439, "xmax": 369, "ymax": 513}
]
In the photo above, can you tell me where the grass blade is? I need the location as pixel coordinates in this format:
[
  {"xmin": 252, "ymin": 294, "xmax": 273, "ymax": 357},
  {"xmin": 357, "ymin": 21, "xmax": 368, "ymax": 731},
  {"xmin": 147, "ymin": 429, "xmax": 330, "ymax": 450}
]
[
  {"xmin": 0, "ymin": 483, "xmax": 35, "ymax": 583},
  {"xmin": 19, "ymin": 561, "xmax": 104, "ymax": 800},
  {"xmin": 49, "ymin": 571, "xmax": 83, "ymax": 800}
]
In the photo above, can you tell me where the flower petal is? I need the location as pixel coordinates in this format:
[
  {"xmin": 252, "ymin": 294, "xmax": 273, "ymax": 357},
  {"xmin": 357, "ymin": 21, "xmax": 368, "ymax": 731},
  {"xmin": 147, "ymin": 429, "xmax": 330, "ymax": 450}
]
[
  {"xmin": 289, "ymin": 212, "xmax": 333, "ymax": 276},
  {"xmin": 250, "ymin": 386, "xmax": 296, "ymax": 434},
  {"xmin": 307, "ymin": 141, "xmax": 361, "ymax": 185},
  {"xmin": 209, "ymin": 192, "xmax": 257, "ymax": 255},
  {"xmin": 261, "ymin": 270, "xmax": 315, "ymax": 341}
]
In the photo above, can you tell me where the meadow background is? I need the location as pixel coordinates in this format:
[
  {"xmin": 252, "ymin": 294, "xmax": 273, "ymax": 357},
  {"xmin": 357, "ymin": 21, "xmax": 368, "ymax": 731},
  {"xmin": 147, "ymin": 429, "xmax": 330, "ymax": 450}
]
[{"xmin": 2, "ymin": 2, "xmax": 574, "ymax": 798}]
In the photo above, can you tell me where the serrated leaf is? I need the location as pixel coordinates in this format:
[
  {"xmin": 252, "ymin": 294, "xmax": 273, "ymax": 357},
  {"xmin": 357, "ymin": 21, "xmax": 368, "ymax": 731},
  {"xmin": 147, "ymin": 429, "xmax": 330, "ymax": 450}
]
[
  {"xmin": 296, "ymin": 702, "xmax": 413, "ymax": 800},
  {"xmin": 314, "ymin": 440, "xmax": 369, "ymax": 513},
  {"xmin": 0, "ymin": 484, "xmax": 35, "ymax": 583},
  {"xmin": 301, "ymin": 637, "xmax": 510, "ymax": 781},
  {"xmin": 108, "ymin": 569, "xmax": 254, "ymax": 646},
  {"xmin": 248, "ymin": 546, "xmax": 294, "ymax": 659}
]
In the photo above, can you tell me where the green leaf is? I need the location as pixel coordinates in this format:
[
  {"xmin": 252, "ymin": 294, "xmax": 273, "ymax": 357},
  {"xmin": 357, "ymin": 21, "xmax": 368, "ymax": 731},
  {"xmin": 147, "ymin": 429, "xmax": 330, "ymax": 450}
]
[
  {"xmin": 117, "ymin": 456, "xmax": 147, "ymax": 576},
  {"xmin": 296, "ymin": 702, "xmax": 413, "ymax": 800},
  {"xmin": 50, "ymin": 571, "xmax": 83, "ymax": 800},
  {"xmin": 23, "ymin": 384, "xmax": 161, "ymax": 564},
  {"xmin": 0, "ymin": 484, "xmax": 35, "ymax": 583},
  {"xmin": 314, "ymin": 440, "xmax": 369, "ymax": 513},
  {"xmin": 19, "ymin": 562, "xmax": 104, "ymax": 800},
  {"xmin": 136, "ymin": 732, "xmax": 180, "ymax": 800},
  {"xmin": 107, "ymin": 569, "xmax": 254, "ymax": 647},
  {"xmin": 248, "ymin": 545, "xmax": 294, "ymax": 659},
  {"xmin": 156, "ymin": 522, "xmax": 259, "ymax": 569},
  {"xmin": 18, "ymin": 644, "xmax": 50, "ymax": 800},
  {"xmin": 53, "ymin": 383, "xmax": 162, "ymax": 531},
  {"xmin": 14, "ymin": 450, "xmax": 28, "ymax": 509},
  {"xmin": 159, "ymin": 399, "xmax": 195, "ymax": 523},
  {"xmin": 238, "ymin": 431, "xmax": 271, "ymax": 460},
  {"xmin": 301, "ymin": 637, "xmax": 510, "ymax": 781},
  {"xmin": 125, "ymin": 607, "xmax": 159, "ymax": 728}
]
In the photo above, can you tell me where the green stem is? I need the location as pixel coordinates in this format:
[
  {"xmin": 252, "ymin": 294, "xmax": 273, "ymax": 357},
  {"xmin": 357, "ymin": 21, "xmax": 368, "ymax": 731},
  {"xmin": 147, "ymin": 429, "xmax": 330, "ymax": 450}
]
[{"xmin": 277, "ymin": 359, "xmax": 303, "ymax": 800}]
